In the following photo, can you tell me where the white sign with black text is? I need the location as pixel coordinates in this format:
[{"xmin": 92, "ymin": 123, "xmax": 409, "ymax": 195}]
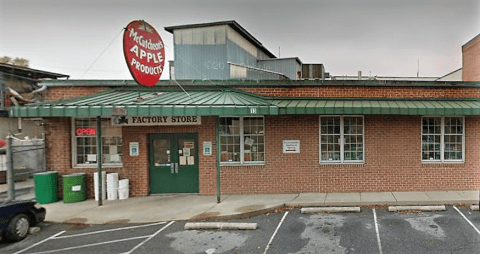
[
  {"xmin": 112, "ymin": 116, "xmax": 201, "ymax": 126},
  {"xmin": 283, "ymin": 140, "xmax": 300, "ymax": 153}
]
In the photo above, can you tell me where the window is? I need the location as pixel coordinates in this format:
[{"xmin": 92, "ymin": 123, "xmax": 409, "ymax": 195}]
[
  {"xmin": 220, "ymin": 117, "xmax": 264, "ymax": 164},
  {"xmin": 72, "ymin": 118, "xmax": 123, "ymax": 167},
  {"xmin": 422, "ymin": 117, "xmax": 464, "ymax": 162},
  {"xmin": 320, "ymin": 116, "xmax": 364, "ymax": 163}
]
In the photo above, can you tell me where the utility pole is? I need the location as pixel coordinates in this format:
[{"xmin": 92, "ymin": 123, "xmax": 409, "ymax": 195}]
[{"xmin": 6, "ymin": 135, "xmax": 14, "ymax": 200}]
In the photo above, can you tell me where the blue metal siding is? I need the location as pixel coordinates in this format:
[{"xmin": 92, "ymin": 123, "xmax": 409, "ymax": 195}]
[
  {"xmin": 226, "ymin": 39, "xmax": 257, "ymax": 68},
  {"xmin": 257, "ymin": 59, "xmax": 302, "ymax": 80},
  {"xmin": 174, "ymin": 44, "xmax": 228, "ymax": 80}
]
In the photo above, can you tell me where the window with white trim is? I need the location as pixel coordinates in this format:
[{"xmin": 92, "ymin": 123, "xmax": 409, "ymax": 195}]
[
  {"xmin": 220, "ymin": 116, "xmax": 264, "ymax": 164},
  {"xmin": 421, "ymin": 116, "xmax": 464, "ymax": 162},
  {"xmin": 72, "ymin": 118, "xmax": 123, "ymax": 167},
  {"xmin": 320, "ymin": 116, "xmax": 364, "ymax": 163}
]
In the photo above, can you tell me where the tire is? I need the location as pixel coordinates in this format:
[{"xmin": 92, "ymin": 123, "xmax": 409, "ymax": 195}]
[{"xmin": 5, "ymin": 214, "xmax": 30, "ymax": 242}]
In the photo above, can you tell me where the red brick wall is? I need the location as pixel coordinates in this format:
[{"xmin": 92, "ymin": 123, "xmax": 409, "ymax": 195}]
[
  {"xmin": 463, "ymin": 34, "xmax": 480, "ymax": 81},
  {"xmin": 43, "ymin": 116, "xmax": 218, "ymax": 199},
  {"xmin": 44, "ymin": 87, "xmax": 110, "ymax": 101},
  {"xmin": 239, "ymin": 87, "xmax": 480, "ymax": 98},
  {"xmin": 219, "ymin": 115, "xmax": 480, "ymax": 194},
  {"xmin": 44, "ymin": 115, "xmax": 480, "ymax": 197}
]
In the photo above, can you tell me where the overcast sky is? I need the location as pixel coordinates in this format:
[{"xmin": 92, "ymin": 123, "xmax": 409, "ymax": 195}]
[{"xmin": 1, "ymin": 0, "xmax": 479, "ymax": 80}]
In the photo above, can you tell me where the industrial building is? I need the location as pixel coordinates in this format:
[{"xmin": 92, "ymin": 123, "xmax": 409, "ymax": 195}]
[{"xmin": 8, "ymin": 21, "xmax": 480, "ymax": 199}]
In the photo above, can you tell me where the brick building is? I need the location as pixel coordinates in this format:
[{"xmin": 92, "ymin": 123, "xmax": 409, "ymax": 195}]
[
  {"xmin": 463, "ymin": 33, "xmax": 480, "ymax": 81},
  {"xmin": 9, "ymin": 21, "xmax": 480, "ymax": 199}
]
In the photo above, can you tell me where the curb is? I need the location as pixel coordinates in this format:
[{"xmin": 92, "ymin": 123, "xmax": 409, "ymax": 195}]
[
  {"xmin": 185, "ymin": 222, "xmax": 257, "ymax": 230},
  {"xmin": 301, "ymin": 207, "xmax": 361, "ymax": 213},
  {"xmin": 189, "ymin": 204, "xmax": 286, "ymax": 221},
  {"xmin": 388, "ymin": 205, "xmax": 446, "ymax": 212}
]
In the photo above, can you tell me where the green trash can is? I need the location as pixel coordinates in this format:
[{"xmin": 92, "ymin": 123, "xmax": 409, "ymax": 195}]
[
  {"xmin": 34, "ymin": 171, "xmax": 58, "ymax": 204},
  {"xmin": 63, "ymin": 173, "xmax": 86, "ymax": 203}
]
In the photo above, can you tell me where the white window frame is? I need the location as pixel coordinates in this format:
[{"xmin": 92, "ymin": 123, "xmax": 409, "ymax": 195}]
[
  {"xmin": 71, "ymin": 118, "xmax": 123, "ymax": 168},
  {"xmin": 319, "ymin": 115, "xmax": 365, "ymax": 164},
  {"xmin": 421, "ymin": 116, "xmax": 465, "ymax": 163},
  {"xmin": 220, "ymin": 116, "xmax": 265, "ymax": 165}
]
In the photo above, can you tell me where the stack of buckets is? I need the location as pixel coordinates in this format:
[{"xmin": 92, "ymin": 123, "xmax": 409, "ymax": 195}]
[
  {"xmin": 118, "ymin": 179, "xmax": 129, "ymax": 200},
  {"xmin": 93, "ymin": 171, "xmax": 106, "ymax": 201},
  {"xmin": 94, "ymin": 172, "xmax": 129, "ymax": 200},
  {"xmin": 107, "ymin": 173, "xmax": 119, "ymax": 200}
]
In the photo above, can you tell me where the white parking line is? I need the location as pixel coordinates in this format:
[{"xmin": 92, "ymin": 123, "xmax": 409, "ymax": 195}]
[
  {"xmin": 373, "ymin": 209, "xmax": 383, "ymax": 254},
  {"xmin": 123, "ymin": 220, "xmax": 175, "ymax": 254},
  {"xmin": 13, "ymin": 231, "xmax": 65, "ymax": 254},
  {"xmin": 27, "ymin": 236, "xmax": 150, "ymax": 254},
  {"xmin": 54, "ymin": 221, "xmax": 167, "ymax": 239},
  {"xmin": 453, "ymin": 205, "xmax": 480, "ymax": 235},
  {"xmin": 263, "ymin": 211, "xmax": 289, "ymax": 254}
]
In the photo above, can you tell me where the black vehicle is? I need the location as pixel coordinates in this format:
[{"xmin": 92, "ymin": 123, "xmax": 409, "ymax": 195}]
[{"xmin": 0, "ymin": 200, "xmax": 46, "ymax": 242}]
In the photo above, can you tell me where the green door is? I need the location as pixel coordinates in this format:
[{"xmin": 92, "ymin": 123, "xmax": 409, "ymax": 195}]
[{"xmin": 149, "ymin": 133, "xmax": 199, "ymax": 194}]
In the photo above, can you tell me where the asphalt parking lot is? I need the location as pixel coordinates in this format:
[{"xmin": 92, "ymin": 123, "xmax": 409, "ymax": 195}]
[{"xmin": 3, "ymin": 205, "xmax": 480, "ymax": 254}]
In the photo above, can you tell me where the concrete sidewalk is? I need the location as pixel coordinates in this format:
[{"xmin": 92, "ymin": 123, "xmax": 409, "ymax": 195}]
[
  {"xmin": 2, "ymin": 179, "xmax": 479, "ymax": 224},
  {"xmin": 36, "ymin": 190, "xmax": 479, "ymax": 224}
]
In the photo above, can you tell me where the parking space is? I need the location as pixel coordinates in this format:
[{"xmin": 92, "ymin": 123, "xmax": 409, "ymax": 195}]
[
  {"xmin": 4, "ymin": 206, "xmax": 480, "ymax": 254},
  {"xmin": 376, "ymin": 207, "xmax": 480, "ymax": 254}
]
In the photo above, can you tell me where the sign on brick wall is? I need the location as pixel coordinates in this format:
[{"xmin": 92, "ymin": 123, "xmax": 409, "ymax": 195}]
[{"xmin": 112, "ymin": 116, "xmax": 201, "ymax": 126}]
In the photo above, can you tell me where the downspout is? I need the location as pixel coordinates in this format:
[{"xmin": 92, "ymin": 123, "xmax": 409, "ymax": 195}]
[
  {"xmin": 96, "ymin": 116, "xmax": 103, "ymax": 206},
  {"xmin": 216, "ymin": 117, "xmax": 221, "ymax": 203},
  {"xmin": 31, "ymin": 83, "xmax": 47, "ymax": 95}
]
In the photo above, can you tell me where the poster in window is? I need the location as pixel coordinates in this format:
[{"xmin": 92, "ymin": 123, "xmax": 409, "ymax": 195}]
[
  {"xmin": 245, "ymin": 138, "xmax": 254, "ymax": 146},
  {"xmin": 87, "ymin": 154, "xmax": 97, "ymax": 162},
  {"xmin": 179, "ymin": 156, "xmax": 187, "ymax": 165},
  {"xmin": 183, "ymin": 148, "xmax": 190, "ymax": 157},
  {"xmin": 187, "ymin": 156, "xmax": 195, "ymax": 165},
  {"xmin": 184, "ymin": 141, "xmax": 194, "ymax": 149},
  {"xmin": 109, "ymin": 145, "xmax": 118, "ymax": 155},
  {"xmin": 111, "ymin": 154, "xmax": 120, "ymax": 162}
]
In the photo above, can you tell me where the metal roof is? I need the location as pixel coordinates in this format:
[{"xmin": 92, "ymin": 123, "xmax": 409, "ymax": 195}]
[
  {"xmin": 9, "ymin": 88, "xmax": 480, "ymax": 117},
  {"xmin": 38, "ymin": 79, "xmax": 480, "ymax": 88},
  {"xmin": 10, "ymin": 88, "xmax": 278, "ymax": 117},
  {"xmin": 272, "ymin": 99, "xmax": 480, "ymax": 115},
  {"xmin": 164, "ymin": 20, "xmax": 277, "ymax": 59},
  {"xmin": 0, "ymin": 63, "xmax": 69, "ymax": 80}
]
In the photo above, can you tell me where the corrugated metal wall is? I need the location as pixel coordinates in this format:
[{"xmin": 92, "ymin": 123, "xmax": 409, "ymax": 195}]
[
  {"xmin": 257, "ymin": 59, "xmax": 301, "ymax": 80},
  {"xmin": 174, "ymin": 45, "xmax": 228, "ymax": 80},
  {"xmin": 173, "ymin": 26, "xmax": 229, "ymax": 80},
  {"xmin": 173, "ymin": 24, "xmax": 281, "ymax": 80}
]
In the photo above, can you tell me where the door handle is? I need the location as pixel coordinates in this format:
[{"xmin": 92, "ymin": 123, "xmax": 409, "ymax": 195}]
[
  {"xmin": 171, "ymin": 163, "xmax": 175, "ymax": 174},
  {"xmin": 175, "ymin": 163, "xmax": 179, "ymax": 174}
]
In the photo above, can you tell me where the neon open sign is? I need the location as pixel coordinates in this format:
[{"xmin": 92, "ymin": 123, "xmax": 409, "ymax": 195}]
[{"xmin": 76, "ymin": 128, "xmax": 96, "ymax": 136}]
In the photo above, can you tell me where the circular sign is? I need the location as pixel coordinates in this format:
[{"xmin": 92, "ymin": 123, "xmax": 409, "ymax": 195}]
[
  {"xmin": 123, "ymin": 20, "xmax": 165, "ymax": 87},
  {"xmin": 0, "ymin": 139, "xmax": 5, "ymax": 148}
]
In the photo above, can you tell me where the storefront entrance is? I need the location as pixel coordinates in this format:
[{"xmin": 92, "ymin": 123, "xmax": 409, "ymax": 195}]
[{"xmin": 148, "ymin": 133, "xmax": 199, "ymax": 194}]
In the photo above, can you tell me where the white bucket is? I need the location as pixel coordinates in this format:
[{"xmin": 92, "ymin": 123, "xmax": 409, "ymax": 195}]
[
  {"xmin": 118, "ymin": 187, "xmax": 129, "ymax": 200},
  {"xmin": 107, "ymin": 173, "xmax": 119, "ymax": 200},
  {"xmin": 118, "ymin": 179, "xmax": 129, "ymax": 188},
  {"xmin": 94, "ymin": 171, "xmax": 106, "ymax": 201}
]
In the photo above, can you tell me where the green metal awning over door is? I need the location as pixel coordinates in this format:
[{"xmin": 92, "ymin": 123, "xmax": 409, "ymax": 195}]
[
  {"xmin": 10, "ymin": 88, "xmax": 279, "ymax": 117},
  {"xmin": 271, "ymin": 99, "xmax": 480, "ymax": 115},
  {"xmin": 9, "ymin": 87, "xmax": 480, "ymax": 117}
]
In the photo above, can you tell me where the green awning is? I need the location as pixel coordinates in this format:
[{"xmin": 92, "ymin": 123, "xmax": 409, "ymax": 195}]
[
  {"xmin": 271, "ymin": 99, "xmax": 480, "ymax": 115},
  {"xmin": 10, "ymin": 87, "xmax": 480, "ymax": 117},
  {"xmin": 10, "ymin": 88, "xmax": 279, "ymax": 117}
]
